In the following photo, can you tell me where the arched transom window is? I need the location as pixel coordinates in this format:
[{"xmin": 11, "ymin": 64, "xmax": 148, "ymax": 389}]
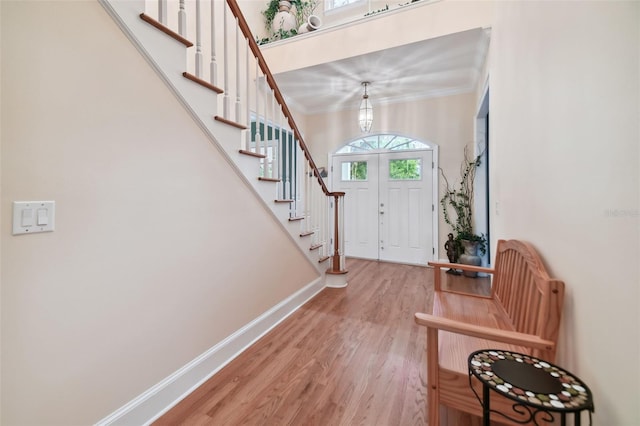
[{"xmin": 335, "ymin": 134, "xmax": 432, "ymax": 154}]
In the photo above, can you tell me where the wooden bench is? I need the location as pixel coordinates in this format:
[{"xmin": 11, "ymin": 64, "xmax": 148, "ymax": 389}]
[{"xmin": 414, "ymin": 239, "xmax": 565, "ymax": 425}]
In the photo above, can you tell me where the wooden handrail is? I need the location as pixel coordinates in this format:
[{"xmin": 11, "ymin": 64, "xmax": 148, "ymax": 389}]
[
  {"xmin": 225, "ymin": 0, "xmax": 345, "ymax": 275},
  {"xmin": 225, "ymin": 0, "xmax": 336, "ymax": 197}
]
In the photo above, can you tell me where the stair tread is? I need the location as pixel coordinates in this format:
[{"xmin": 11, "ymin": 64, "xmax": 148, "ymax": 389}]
[
  {"xmin": 139, "ymin": 7, "xmax": 349, "ymax": 277},
  {"xmin": 239, "ymin": 150, "xmax": 266, "ymax": 159},
  {"xmin": 183, "ymin": 72, "xmax": 223, "ymax": 94},
  {"xmin": 139, "ymin": 13, "xmax": 193, "ymax": 47},
  {"xmin": 215, "ymin": 115, "xmax": 247, "ymax": 130}
]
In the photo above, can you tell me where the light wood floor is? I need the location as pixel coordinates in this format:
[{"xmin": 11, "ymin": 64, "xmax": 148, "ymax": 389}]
[{"xmin": 155, "ymin": 259, "xmax": 489, "ymax": 426}]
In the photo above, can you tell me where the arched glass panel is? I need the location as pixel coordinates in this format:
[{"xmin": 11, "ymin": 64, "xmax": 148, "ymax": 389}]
[{"xmin": 335, "ymin": 134, "xmax": 431, "ymax": 154}]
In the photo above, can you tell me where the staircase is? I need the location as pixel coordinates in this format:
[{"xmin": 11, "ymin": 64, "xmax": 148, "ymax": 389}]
[{"xmin": 100, "ymin": 0, "xmax": 347, "ymax": 287}]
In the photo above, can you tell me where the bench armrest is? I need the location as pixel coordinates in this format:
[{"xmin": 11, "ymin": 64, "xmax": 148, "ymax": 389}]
[
  {"xmin": 428, "ymin": 261, "xmax": 495, "ymax": 275},
  {"xmin": 428, "ymin": 261, "xmax": 495, "ymax": 291},
  {"xmin": 414, "ymin": 312, "xmax": 555, "ymax": 352}
]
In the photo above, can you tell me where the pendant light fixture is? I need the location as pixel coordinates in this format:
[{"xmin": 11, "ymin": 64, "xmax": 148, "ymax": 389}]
[{"xmin": 358, "ymin": 81, "xmax": 373, "ymax": 133}]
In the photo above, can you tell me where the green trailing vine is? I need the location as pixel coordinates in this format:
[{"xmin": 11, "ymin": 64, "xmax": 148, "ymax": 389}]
[
  {"xmin": 440, "ymin": 145, "xmax": 487, "ymax": 255},
  {"xmin": 364, "ymin": 4, "xmax": 388, "ymax": 17},
  {"xmin": 365, "ymin": 0, "xmax": 422, "ymax": 17},
  {"xmin": 257, "ymin": 28, "xmax": 298, "ymax": 45}
]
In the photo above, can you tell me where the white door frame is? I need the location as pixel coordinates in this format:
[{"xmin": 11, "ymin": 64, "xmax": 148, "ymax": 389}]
[
  {"xmin": 329, "ymin": 143, "xmax": 439, "ymax": 264},
  {"xmin": 474, "ymin": 81, "xmax": 490, "ymax": 266}
]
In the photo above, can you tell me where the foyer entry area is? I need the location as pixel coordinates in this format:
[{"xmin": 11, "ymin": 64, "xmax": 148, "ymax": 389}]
[
  {"xmin": 331, "ymin": 135, "xmax": 437, "ymax": 265},
  {"xmin": 154, "ymin": 259, "xmax": 490, "ymax": 425}
]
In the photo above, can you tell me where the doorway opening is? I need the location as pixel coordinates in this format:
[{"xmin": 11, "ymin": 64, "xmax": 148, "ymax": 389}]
[
  {"xmin": 474, "ymin": 85, "xmax": 490, "ymax": 265},
  {"xmin": 330, "ymin": 134, "xmax": 439, "ymax": 265}
]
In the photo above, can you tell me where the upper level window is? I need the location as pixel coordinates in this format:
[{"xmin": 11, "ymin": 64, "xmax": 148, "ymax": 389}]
[
  {"xmin": 324, "ymin": 0, "xmax": 362, "ymax": 12},
  {"xmin": 335, "ymin": 134, "xmax": 431, "ymax": 154}
]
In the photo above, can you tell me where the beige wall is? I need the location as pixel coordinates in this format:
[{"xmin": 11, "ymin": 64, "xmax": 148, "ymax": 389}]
[
  {"xmin": 0, "ymin": 1, "xmax": 318, "ymax": 424},
  {"xmin": 252, "ymin": 0, "xmax": 494, "ymax": 258},
  {"xmin": 302, "ymin": 92, "xmax": 478, "ymax": 256},
  {"xmin": 258, "ymin": 0, "xmax": 494, "ymax": 72},
  {"xmin": 490, "ymin": 1, "xmax": 639, "ymax": 424}
]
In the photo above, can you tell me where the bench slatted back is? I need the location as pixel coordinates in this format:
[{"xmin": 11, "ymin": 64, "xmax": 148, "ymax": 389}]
[{"xmin": 491, "ymin": 240, "xmax": 565, "ymax": 361}]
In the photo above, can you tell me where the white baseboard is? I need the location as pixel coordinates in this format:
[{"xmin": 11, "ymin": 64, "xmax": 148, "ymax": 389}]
[{"xmin": 95, "ymin": 276, "xmax": 325, "ymax": 426}]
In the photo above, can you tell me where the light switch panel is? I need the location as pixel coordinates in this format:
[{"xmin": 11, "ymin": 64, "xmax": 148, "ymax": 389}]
[{"xmin": 13, "ymin": 201, "xmax": 55, "ymax": 235}]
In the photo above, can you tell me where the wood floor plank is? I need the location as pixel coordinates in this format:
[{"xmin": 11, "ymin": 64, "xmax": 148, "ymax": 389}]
[{"xmin": 154, "ymin": 259, "xmax": 489, "ymax": 426}]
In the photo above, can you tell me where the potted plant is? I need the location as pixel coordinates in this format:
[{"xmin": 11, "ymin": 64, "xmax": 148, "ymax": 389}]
[
  {"xmin": 440, "ymin": 145, "xmax": 486, "ymax": 277},
  {"xmin": 261, "ymin": 0, "xmax": 319, "ymax": 43}
]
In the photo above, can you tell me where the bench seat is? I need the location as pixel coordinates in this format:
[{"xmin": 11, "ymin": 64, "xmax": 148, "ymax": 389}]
[
  {"xmin": 433, "ymin": 291, "xmax": 526, "ymax": 372},
  {"xmin": 415, "ymin": 239, "xmax": 565, "ymax": 425}
]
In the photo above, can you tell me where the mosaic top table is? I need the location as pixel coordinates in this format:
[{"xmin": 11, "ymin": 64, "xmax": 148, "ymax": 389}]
[{"xmin": 468, "ymin": 349, "xmax": 594, "ymax": 426}]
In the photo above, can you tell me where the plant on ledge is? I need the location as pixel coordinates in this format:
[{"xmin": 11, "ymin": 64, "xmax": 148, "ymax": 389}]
[
  {"xmin": 260, "ymin": 0, "xmax": 318, "ymax": 44},
  {"xmin": 440, "ymin": 145, "xmax": 486, "ymax": 275}
]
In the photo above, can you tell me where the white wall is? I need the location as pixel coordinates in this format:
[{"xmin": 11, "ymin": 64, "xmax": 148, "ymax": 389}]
[
  {"xmin": 0, "ymin": 1, "xmax": 318, "ymax": 424},
  {"xmin": 259, "ymin": 0, "xmax": 494, "ymax": 74},
  {"xmin": 490, "ymin": 1, "xmax": 639, "ymax": 423},
  {"xmin": 303, "ymin": 92, "xmax": 478, "ymax": 256},
  {"xmin": 253, "ymin": 0, "xmax": 494, "ymax": 258}
]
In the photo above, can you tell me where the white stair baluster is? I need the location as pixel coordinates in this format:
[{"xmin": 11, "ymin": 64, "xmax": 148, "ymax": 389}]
[
  {"xmin": 263, "ymin": 87, "xmax": 268, "ymax": 174},
  {"xmin": 136, "ymin": 0, "xmax": 347, "ymax": 276},
  {"xmin": 307, "ymin": 170, "xmax": 313, "ymax": 242},
  {"xmin": 158, "ymin": 0, "xmax": 167, "ymax": 24},
  {"xmin": 223, "ymin": 3, "xmax": 230, "ymax": 118},
  {"xmin": 308, "ymin": 161, "xmax": 313, "ymax": 237},
  {"xmin": 210, "ymin": 0, "xmax": 217, "ymax": 86},
  {"xmin": 286, "ymin": 132, "xmax": 292, "ymax": 201},
  {"xmin": 178, "ymin": 0, "xmax": 186, "ymax": 36},
  {"xmin": 245, "ymin": 43, "xmax": 250, "ymax": 148},
  {"xmin": 277, "ymin": 109, "xmax": 283, "ymax": 198},
  {"xmin": 297, "ymin": 145, "xmax": 303, "ymax": 218},
  {"xmin": 272, "ymin": 96, "xmax": 276, "ymax": 179},
  {"xmin": 255, "ymin": 62, "xmax": 260, "ymax": 157},
  {"xmin": 235, "ymin": 20, "xmax": 242, "ymax": 124},
  {"xmin": 195, "ymin": 0, "xmax": 202, "ymax": 77}
]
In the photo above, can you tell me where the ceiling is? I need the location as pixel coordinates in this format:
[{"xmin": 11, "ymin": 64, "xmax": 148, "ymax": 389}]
[{"xmin": 272, "ymin": 28, "xmax": 490, "ymax": 115}]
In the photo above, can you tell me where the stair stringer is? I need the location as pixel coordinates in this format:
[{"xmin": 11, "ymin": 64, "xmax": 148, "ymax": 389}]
[{"xmin": 99, "ymin": 0, "xmax": 331, "ymax": 272}]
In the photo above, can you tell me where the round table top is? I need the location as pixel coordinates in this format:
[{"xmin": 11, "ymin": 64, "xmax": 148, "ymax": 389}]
[{"xmin": 468, "ymin": 349, "xmax": 593, "ymax": 413}]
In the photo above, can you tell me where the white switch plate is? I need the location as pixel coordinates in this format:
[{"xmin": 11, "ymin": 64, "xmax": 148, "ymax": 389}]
[{"xmin": 13, "ymin": 201, "xmax": 55, "ymax": 235}]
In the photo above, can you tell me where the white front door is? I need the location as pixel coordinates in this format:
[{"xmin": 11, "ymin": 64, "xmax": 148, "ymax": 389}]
[
  {"xmin": 332, "ymin": 154, "xmax": 379, "ymax": 259},
  {"xmin": 378, "ymin": 151, "xmax": 433, "ymax": 264},
  {"xmin": 332, "ymin": 150, "xmax": 434, "ymax": 264}
]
